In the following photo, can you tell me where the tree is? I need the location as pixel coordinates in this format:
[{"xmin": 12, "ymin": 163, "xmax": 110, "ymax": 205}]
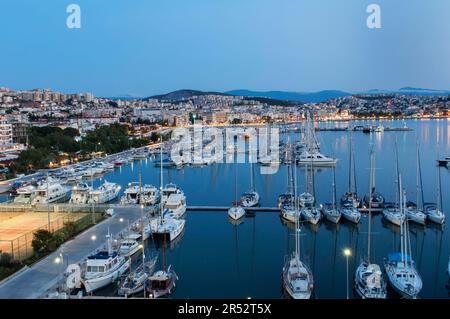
[
  {"xmin": 63, "ymin": 221, "xmax": 78, "ymax": 239},
  {"xmin": 31, "ymin": 230, "xmax": 54, "ymax": 255}
]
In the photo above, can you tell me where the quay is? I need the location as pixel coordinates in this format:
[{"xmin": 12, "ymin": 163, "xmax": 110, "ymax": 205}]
[{"xmin": 0, "ymin": 206, "xmax": 141, "ymax": 299}]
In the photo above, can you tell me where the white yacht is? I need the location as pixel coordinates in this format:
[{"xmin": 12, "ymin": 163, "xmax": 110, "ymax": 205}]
[
  {"xmin": 83, "ymin": 250, "xmax": 130, "ymax": 294},
  {"xmin": 300, "ymin": 205, "xmax": 321, "ymax": 225},
  {"xmin": 31, "ymin": 179, "xmax": 68, "ymax": 205},
  {"xmin": 322, "ymin": 167, "xmax": 341, "ymax": 224},
  {"xmin": 88, "ymin": 181, "xmax": 121, "ymax": 204},
  {"xmin": 382, "ymin": 203, "xmax": 405, "ymax": 226},
  {"xmin": 141, "ymin": 184, "xmax": 160, "ymax": 206},
  {"xmin": 405, "ymin": 202, "xmax": 426, "ymax": 225},
  {"xmin": 355, "ymin": 149, "xmax": 387, "ymax": 299},
  {"xmin": 118, "ymin": 239, "xmax": 141, "ymax": 258},
  {"xmin": 423, "ymin": 164, "xmax": 445, "ymax": 224},
  {"xmin": 355, "ymin": 263, "xmax": 387, "ymax": 299},
  {"xmin": 281, "ymin": 203, "xmax": 297, "ymax": 223},
  {"xmin": 282, "ymin": 206, "xmax": 314, "ymax": 299},
  {"xmin": 150, "ymin": 215, "xmax": 185, "ymax": 242},
  {"xmin": 296, "ymin": 151, "xmax": 337, "ymax": 166},
  {"xmin": 240, "ymin": 191, "xmax": 259, "ymax": 208},
  {"xmin": 164, "ymin": 193, "xmax": 187, "ymax": 219},
  {"xmin": 241, "ymin": 154, "xmax": 260, "ymax": 207},
  {"xmin": 161, "ymin": 183, "xmax": 183, "ymax": 204},
  {"xmin": 384, "ymin": 179, "xmax": 423, "ymax": 299},
  {"xmin": 13, "ymin": 185, "xmax": 36, "ymax": 204},
  {"xmin": 296, "ymin": 112, "xmax": 337, "ymax": 166},
  {"xmin": 69, "ymin": 183, "xmax": 92, "ymax": 205},
  {"xmin": 228, "ymin": 204, "xmax": 246, "ymax": 221},
  {"xmin": 424, "ymin": 203, "xmax": 445, "ymax": 225},
  {"xmin": 120, "ymin": 182, "xmax": 140, "ymax": 205}
]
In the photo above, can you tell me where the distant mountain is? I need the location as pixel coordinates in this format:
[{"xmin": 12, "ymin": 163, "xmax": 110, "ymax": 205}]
[
  {"xmin": 359, "ymin": 87, "xmax": 450, "ymax": 96},
  {"xmin": 397, "ymin": 87, "xmax": 450, "ymax": 95},
  {"xmin": 148, "ymin": 89, "xmax": 230, "ymax": 101},
  {"xmin": 225, "ymin": 89, "xmax": 351, "ymax": 103}
]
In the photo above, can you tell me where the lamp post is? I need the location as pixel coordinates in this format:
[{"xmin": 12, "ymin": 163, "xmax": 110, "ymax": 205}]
[{"xmin": 343, "ymin": 248, "xmax": 352, "ymax": 299}]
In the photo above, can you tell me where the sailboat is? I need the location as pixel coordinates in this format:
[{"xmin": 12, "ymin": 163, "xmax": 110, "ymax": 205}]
[
  {"xmin": 151, "ymin": 132, "xmax": 186, "ymax": 242},
  {"xmin": 241, "ymin": 152, "xmax": 260, "ymax": 207},
  {"xmin": 340, "ymin": 135, "xmax": 361, "ymax": 223},
  {"xmin": 147, "ymin": 235, "xmax": 178, "ymax": 299},
  {"xmin": 296, "ymin": 112, "xmax": 337, "ymax": 166},
  {"xmin": 354, "ymin": 149, "xmax": 387, "ymax": 299},
  {"xmin": 117, "ymin": 256, "xmax": 158, "ymax": 297},
  {"xmin": 278, "ymin": 139, "xmax": 295, "ymax": 208},
  {"xmin": 228, "ymin": 163, "xmax": 245, "ymax": 221},
  {"xmin": 300, "ymin": 163, "xmax": 321, "ymax": 225},
  {"xmin": 423, "ymin": 163, "xmax": 445, "ymax": 225},
  {"xmin": 118, "ymin": 191, "xmax": 158, "ymax": 297},
  {"xmin": 321, "ymin": 166, "xmax": 341, "ymax": 224},
  {"xmin": 362, "ymin": 150, "xmax": 385, "ymax": 209},
  {"xmin": 281, "ymin": 161, "xmax": 299, "ymax": 223},
  {"xmin": 282, "ymin": 174, "xmax": 314, "ymax": 299},
  {"xmin": 382, "ymin": 146, "xmax": 406, "ymax": 227},
  {"xmin": 384, "ymin": 175, "xmax": 423, "ymax": 299},
  {"xmin": 405, "ymin": 145, "xmax": 426, "ymax": 225}
]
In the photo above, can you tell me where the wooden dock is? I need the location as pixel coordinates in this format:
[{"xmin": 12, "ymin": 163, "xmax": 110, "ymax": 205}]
[{"xmin": 187, "ymin": 206, "xmax": 280, "ymax": 212}]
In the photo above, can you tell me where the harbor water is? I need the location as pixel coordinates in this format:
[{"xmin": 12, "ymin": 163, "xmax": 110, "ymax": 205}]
[{"xmin": 6, "ymin": 119, "xmax": 450, "ymax": 298}]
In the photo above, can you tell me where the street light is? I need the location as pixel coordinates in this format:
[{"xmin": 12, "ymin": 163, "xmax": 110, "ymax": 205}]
[
  {"xmin": 91, "ymin": 235, "xmax": 97, "ymax": 241},
  {"xmin": 343, "ymin": 248, "xmax": 352, "ymax": 299},
  {"xmin": 119, "ymin": 218, "xmax": 124, "ymax": 223}
]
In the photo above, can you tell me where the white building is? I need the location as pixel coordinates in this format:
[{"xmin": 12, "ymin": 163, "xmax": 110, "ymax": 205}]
[{"xmin": 0, "ymin": 116, "xmax": 13, "ymax": 145}]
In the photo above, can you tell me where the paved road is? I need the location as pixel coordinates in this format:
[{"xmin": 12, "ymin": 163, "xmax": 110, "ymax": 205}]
[{"xmin": 0, "ymin": 207, "xmax": 140, "ymax": 299}]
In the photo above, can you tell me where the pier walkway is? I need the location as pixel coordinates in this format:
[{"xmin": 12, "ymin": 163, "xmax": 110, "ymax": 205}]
[
  {"xmin": 187, "ymin": 206, "xmax": 280, "ymax": 212},
  {"xmin": 0, "ymin": 207, "xmax": 140, "ymax": 299}
]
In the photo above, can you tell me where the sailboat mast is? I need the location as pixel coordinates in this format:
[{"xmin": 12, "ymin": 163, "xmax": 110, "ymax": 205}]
[
  {"xmin": 352, "ymin": 149, "xmax": 357, "ymax": 196},
  {"xmin": 368, "ymin": 149, "xmax": 374, "ymax": 263},
  {"xmin": 416, "ymin": 143, "xmax": 420, "ymax": 210},
  {"xmin": 348, "ymin": 134, "xmax": 353, "ymax": 193},
  {"xmin": 294, "ymin": 161, "xmax": 299, "ymax": 261},
  {"xmin": 332, "ymin": 166, "xmax": 337, "ymax": 210},
  {"xmin": 417, "ymin": 147, "xmax": 424, "ymax": 210},
  {"xmin": 249, "ymin": 151, "xmax": 254, "ymax": 192},
  {"xmin": 437, "ymin": 166, "xmax": 443, "ymax": 212},
  {"xmin": 399, "ymin": 174, "xmax": 404, "ymax": 265},
  {"xmin": 159, "ymin": 108, "xmax": 164, "ymax": 225}
]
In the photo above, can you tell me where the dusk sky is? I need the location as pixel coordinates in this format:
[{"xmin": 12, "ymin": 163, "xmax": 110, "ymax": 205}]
[{"xmin": 1, "ymin": 0, "xmax": 450, "ymax": 96}]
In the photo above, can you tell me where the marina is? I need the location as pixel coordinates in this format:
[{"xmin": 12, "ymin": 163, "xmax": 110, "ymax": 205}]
[{"xmin": 0, "ymin": 119, "xmax": 449, "ymax": 299}]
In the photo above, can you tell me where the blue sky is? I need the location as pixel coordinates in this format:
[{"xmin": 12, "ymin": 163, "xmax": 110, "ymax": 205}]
[{"xmin": 1, "ymin": 0, "xmax": 449, "ymax": 97}]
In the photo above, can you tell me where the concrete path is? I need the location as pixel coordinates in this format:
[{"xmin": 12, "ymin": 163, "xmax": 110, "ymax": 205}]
[{"xmin": 0, "ymin": 206, "xmax": 140, "ymax": 299}]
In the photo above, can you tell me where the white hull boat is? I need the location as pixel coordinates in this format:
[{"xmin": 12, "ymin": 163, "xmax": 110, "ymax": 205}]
[
  {"xmin": 301, "ymin": 207, "xmax": 321, "ymax": 225},
  {"xmin": 88, "ymin": 181, "xmax": 121, "ymax": 204},
  {"xmin": 83, "ymin": 251, "xmax": 131, "ymax": 294},
  {"xmin": 228, "ymin": 205, "xmax": 245, "ymax": 221},
  {"xmin": 150, "ymin": 216, "xmax": 185, "ymax": 242},
  {"xmin": 241, "ymin": 191, "xmax": 259, "ymax": 207},
  {"xmin": 340, "ymin": 207, "xmax": 361, "ymax": 223},
  {"xmin": 355, "ymin": 262, "xmax": 387, "ymax": 299}
]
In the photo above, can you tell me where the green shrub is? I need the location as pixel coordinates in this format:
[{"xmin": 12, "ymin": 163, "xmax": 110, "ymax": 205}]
[
  {"xmin": 31, "ymin": 230, "xmax": 54, "ymax": 255},
  {"xmin": 0, "ymin": 253, "xmax": 12, "ymax": 267}
]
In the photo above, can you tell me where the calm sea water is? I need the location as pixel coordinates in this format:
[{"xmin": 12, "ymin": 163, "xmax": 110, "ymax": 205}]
[{"xmin": 8, "ymin": 119, "xmax": 450, "ymax": 298}]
